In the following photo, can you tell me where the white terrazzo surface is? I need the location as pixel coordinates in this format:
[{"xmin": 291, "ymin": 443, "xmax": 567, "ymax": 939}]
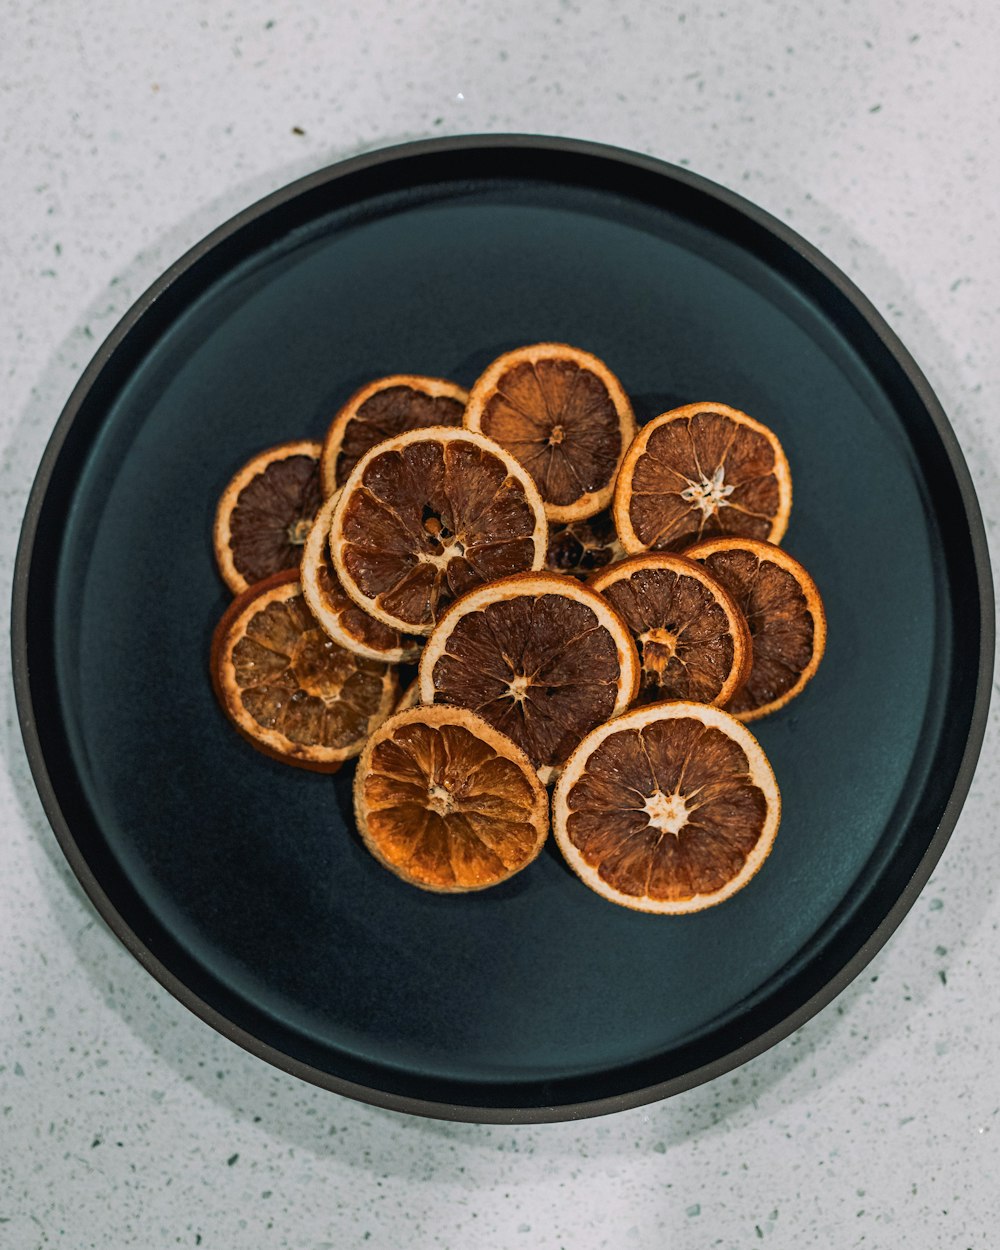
[{"xmin": 2, "ymin": 1, "xmax": 998, "ymax": 1245}]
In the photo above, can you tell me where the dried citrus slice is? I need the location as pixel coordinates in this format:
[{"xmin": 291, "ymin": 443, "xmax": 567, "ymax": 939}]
[
  {"xmin": 300, "ymin": 492, "xmax": 420, "ymax": 663},
  {"xmin": 590, "ymin": 553, "xmax": 751, "ymax": 707},
  {"xmin": 464, "ymin": 343, "xmax": 636, "ymax": 523},
  {"xmin": 545, "ymin": 510, "xmax": 625, "ymax": 579},
  {"xmin": 552, "ymin": 702, "xmax": 780, "ymax": 914},
  {"xmin": 354, "ymin": 705, "xmax": 549, "ymax": 892},
  {"xmin": 329, "ymin": 426, "xmax": 547, "ymax": 636},
  {"xmin": 419, "ymin": 572, "xmax": 640, "ymax": 784},
  {"xmin": 214, "ymin": 440, "xmax": 323, "ymax": 594},
  {"xmin": 211, "ymin": 570, "xmax": 397, "ymax": 771},
  {"xmin": 685, "ymin": 537, "xmax": 826, "ymax": 721},
  {"xmin": 613, "ymin": 403, "xmax": 792, "ymax": 554},
  {"xmin": 395, "ymin": 679, "xmax": 421, "ymax": 712},
  {"xmin": 320, "ymin": 375, "xmax": 467, "ymax": 495}
]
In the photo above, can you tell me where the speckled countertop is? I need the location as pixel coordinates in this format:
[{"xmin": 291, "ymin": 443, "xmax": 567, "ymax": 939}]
[{"xmin": 2, "ymin": 1, "xmax": 998, "ymax": 1245}]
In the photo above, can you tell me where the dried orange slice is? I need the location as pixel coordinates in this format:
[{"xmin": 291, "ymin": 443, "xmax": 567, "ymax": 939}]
[
  {"xmin": 320, "ymin": 375, "xmax": 467, "ymax": 495},
  {"xmin": 613, "ymin": 403, "xmax": 792, "ymax": 554},
  {"xmin": 214, "ymin": 440, "xmax": 323, "ymax": 594},
  {"xmin": 685, "ymin": 537, "xmax": 826, "ymax": 721},
  {"xmin": 590, "ymin": 553, "xmax": 751, "ymax": 707},
  {"xmin": 545, "ymin": 510, "xmax": 625, "ymax": 578},
  {"xmin": 419, "ymin": 572, "xmax": 640, "ymax": 784},
  {"xmin": 300, "ymin": 492, "xmax": 420, "ymax": 663},
  {"xmin": 395, "ymin": 679, "xmax": 421, "ymax": 712},
  {"xmin": 354, "ymin": 705, "xmax": 549, "ymax": 892},
  {"xmin": 552, "ymin": 702, "xmax": 780, "ymax": 913},
  {"xmin": 211, "ymin": 570, "xmax": 397, "ymax": 771},
  {"xmin": 329, "ymin": 427, "xmax": 547, "ymax": 636},
  {"xmin": 464, "ymin": 343, "xmax": 636, "ymax": 522}
]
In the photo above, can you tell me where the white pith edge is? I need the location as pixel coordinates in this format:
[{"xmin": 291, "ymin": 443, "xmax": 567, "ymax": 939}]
[{"xmin": 551, "ymin": 700, "xmax": 781, "ymax": 914}]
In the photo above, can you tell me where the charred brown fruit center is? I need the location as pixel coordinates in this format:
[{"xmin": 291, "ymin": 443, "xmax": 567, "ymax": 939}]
[
  {"xmin": 630, "ymin": 412, "xmax": 780, "ymax": 550},
  {"xmin": 481, "ymin": 360, "xmax": 622, "ymax": 506},
  {"xmin": 565, "ymin": 718, "xmax": 767, "ymax": 900},
  {"xmin": 700, "ymin": 550, "xmax": 814, "ymax": 713},
  {"xmin": 339, "ymin": 439, "xmax": 539, "ymax": 628},
  {"xmin": 428, "ymin": 593, "xmax": 623, "ymax": 769},
  {"xmin": 231, "ymin": 594, "xmax": 387, "ymax": 746},
  {"xmin": 600, "ymin": 568, "xmax": 737, "ymax": 704},
  {"xmin": 336, "ymin": 387, "xmax": 465, "ymax": 485},
  {"xmin": 362, "ymin": 722, "xmax": 541, "ymax": 887},
  {"xmin": 545, "ymin": 510, "xmax": 624, "ymax": 576},
  {"xmin": 230, "ymin": 454, "xmax": 323, "ymax": 583}
]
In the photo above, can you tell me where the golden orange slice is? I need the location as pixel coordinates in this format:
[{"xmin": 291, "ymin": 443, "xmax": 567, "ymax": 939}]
[
  {"xmin": 214, "ymin": 440, "xmax": 323, "ymax": 594},
  {"xmin": 419, "ymin": 572, "xmax": 640, "ymax": 784},
  {"xmin": 613, "ymin": 403, "xmax": 792, "ymax": 554},
  {"xmin": 354, "ymin": 705, "xmax": 549, "ymax": 892},
  {"xmin": 464, "ymin": 342, "xmax": 636, "ymax": 522},
  {"xmin": 300, "ymin": 492, "xmax": 420, "ymax": 663},
  {"xmin": 211, "ymin": 570, "xmax": 397, "ymax": 771},
  {"xmin": 320, "ymin": 375, "xmax": 467, "ymax": 495},
  {"xmin": 545, "ymin": 510, "xmax": 625, "ymax": 579},
  {"xmin": 590, "ymin": 553, "xmax": 751, "ymax": 707},
  {"xmin": 552, "ymin": 702, "xmax": 780, "ymax": 913},
  {"xmin": 685, "ymin": 537, "xmax": 826, "ymax": 721},
  {"xmin": 329, "ymin": 427, "xmax": 547, "ymax": 636}
]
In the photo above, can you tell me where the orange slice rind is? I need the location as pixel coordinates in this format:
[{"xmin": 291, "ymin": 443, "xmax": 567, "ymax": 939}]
[
  {"xmin": 211, "ymin": 570, "xmax": 397, "ymax": 771},
  {"xmin": 354, "ymin": 705, "xmax": 549, "ymax": 892},
  {"xmin": 419, "ymin": 571, "xmax": 640, "ymax": 784},
  {"xmin": 320, "ymin": 374, "xmax": 467, "ymax": 495},
  {"xmin": 684, "ymin": 536, "xmax": 826, "ymax": 721},
  {"xmin": 552, "ymin": 701, "xmax": 780, "ymax": 913},
  {"xmin": 329, "ymin": 426, "xmax": 548, "ymax": 636},
  {"xmin": 590, "ymin": 552, "xmax": 751, "ymax": 707},
  {"xmin": 464, "ymin": 342, "xmax": 636, "ymax": 523},
  {"xmin": 301, "ymin": 491, "xmax": 421, "ymax": 663},
  {"xmin": 613, "ymin": 402, "xmax": 792, "ymax": 554},
  {"xmin": 214, "ymin": 440, "xmax": 323, "ymax": 594}
]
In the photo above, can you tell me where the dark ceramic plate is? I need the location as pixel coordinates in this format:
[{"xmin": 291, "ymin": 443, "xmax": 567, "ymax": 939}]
[{"xmin": 13, "ymin": 136, "xmax": 993, "ymax": 1123}]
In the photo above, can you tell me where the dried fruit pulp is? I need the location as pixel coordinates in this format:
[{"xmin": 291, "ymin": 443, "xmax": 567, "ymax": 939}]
[
  {"xmin": 686, "ymin": 538, "xmax": 826, "ymax": 720},
  {"xmin": 355, "ymin": 707, "xmax": 548, "ymax": 891},
  {"xmin": 214, "ymin": 441, "xmax": 323, "ymax": 594},
  {"xmin": 331, "ymin": 427, "xmax": 546, "ymax": 634},
  {"xmin": 616, "ymin": 404, "xmax": 790, "ymax": 553},
  {"xmin": 553, "ymin": 702, "xmax": 780, "ymax": 913},
  {"xmin": 212, "ymin": 571, "xmax": 395, "ymax": 770},
  {"xmin": 321, "ymin": 376, "xmax": 467, "ymax": 494},
  {"xmin": 591, "ymin": 554, "xmax": 750, "ymax": 707},
  {"xmin": 419, "ymin": 573, "xmax": 638, "ymax": 781},
  {"xmin": 466, "ymin": 344, "xmax": 635, "ymax": 521}
]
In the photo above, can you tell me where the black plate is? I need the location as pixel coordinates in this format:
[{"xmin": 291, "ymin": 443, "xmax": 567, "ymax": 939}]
[{"xmin": 13, "ymin": 136, "xmax": 993, "ymax": 1123}]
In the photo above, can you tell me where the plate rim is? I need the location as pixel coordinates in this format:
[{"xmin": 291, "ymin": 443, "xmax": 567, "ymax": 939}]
[{"xmin": 11, "ymin": 132, "xmax": 995, "ymax": 1124}]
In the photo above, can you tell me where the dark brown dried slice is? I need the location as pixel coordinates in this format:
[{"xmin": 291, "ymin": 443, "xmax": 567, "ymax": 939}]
[
  {"xmin": 613, "ymin": 403, "xmax": 792, "ymax": 554},
  {"xmin": 685, "ymin": 537, "xmax": 826, "ymax": 721},
  {"xmin": 354, "ymin": 705, "xmax": 549, "ymax": 892},
  {"xmin": 329, "ymin": 427, "xmax": 548, "ymax": 635},
  {"xmin": 590, "ymin": 553, "xmax": 751, "ymax": 706},
  {"xmin": 464, "ymin": 343, "xmax": 636, "ymax": 522},
  {"xmin": 320, "ymin": 375, "xmax": 467, "ymax": 495},
  {"xmin": 552, "ymin": 702, "xmax": 780, "ymax": 913},
  {"xmin": 301, "ymin": 492, "xmax": 420, "ymax": 663},
  {"xmin": 213, "ymin": 440, "xmax": 324, "ymax": 594},
  {"xmin": 418, "ymin": 572, "xmax": 640, "ymax": 784},
  {"xmin": 211, "ymin": 570, "xmax": 397, "ymax": 771},
  {"xmin": 545, "ymin": 509, "xmax": 625, "ymax": 578}
]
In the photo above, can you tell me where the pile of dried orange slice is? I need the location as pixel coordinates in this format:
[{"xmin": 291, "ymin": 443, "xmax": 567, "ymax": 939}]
[{"xmin": 211, "ymin": 347, "xmax": 826, "ymax": 913}]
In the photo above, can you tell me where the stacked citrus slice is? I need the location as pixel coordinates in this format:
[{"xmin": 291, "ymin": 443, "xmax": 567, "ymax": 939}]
[{"xmin": 209, "ymin": 350, "xmax": 826, "ymax": 909}]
